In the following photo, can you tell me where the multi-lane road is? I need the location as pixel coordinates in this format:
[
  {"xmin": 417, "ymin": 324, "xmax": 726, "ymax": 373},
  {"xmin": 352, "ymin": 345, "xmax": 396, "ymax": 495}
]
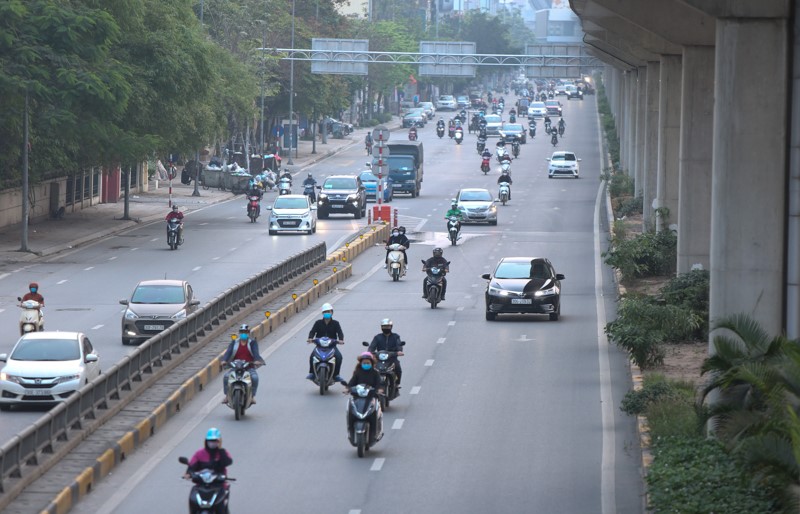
[{"xmin": 2, "ymin": 94, "xmax": 644, "ymax": 513}]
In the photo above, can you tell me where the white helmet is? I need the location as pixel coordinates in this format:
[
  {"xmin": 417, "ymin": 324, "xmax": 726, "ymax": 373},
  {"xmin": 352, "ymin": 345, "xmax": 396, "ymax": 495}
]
[{"xmin": 321, "ymin": 303, "xmax": 333, "ymax": 313}]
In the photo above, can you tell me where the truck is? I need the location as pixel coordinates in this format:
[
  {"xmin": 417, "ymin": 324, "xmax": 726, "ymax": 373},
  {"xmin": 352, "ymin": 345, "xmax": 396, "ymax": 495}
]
[{"xmin": 373, "ymin": 141, "xmax": 424, "ymax": 198}]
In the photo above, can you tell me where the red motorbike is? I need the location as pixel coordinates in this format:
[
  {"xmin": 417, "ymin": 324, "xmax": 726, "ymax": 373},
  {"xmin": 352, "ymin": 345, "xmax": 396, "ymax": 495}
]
[
  {"xmin": 481, "ymin": 157, "xmax": 491, "ymax": 175},
  {"xmin": 247, "ymin": 195, "xmax": 261, "ymax": 223}
]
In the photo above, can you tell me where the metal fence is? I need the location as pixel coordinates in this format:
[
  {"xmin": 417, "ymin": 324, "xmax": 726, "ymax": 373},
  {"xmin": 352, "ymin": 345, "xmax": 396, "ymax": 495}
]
[{"xmin": 0, "ymin": 242, "xmax": 326, "ymax": 493}]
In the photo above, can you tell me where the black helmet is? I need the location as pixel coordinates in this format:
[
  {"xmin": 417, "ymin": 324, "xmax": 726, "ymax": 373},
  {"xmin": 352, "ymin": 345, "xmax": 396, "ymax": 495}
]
[
  {"xmin": 172, "ymin": 205, "xmax": 178, "ymax": 211},
  {"xmin": 398, "ymin": 226, "xmax": 406, "ymax": 234},
  {"xmin": 433, "ymin": 247, "xmax": 443, "ymax": 257}
]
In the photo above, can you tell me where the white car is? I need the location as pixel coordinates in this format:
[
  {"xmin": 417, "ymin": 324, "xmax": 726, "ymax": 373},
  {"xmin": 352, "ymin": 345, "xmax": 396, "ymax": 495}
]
[
  {"xmin": 547, "ymin": 151, "xmax": 582, "ymax": 178},
  {"xmin": 483, "ymin": 114, "xmax": 503, "ymax": 137},
  {"xmin": 267, "ymin": 194, "xmax": 317, "ymax": 235},
  {"xmin": 529, "ymin": 102, "xmax": 547, "ymax": 118},
  {"xmin": 436, "ymin": 95, "xmax": 457, "ymax": 111},
  {"xmin": 0, "ymin": 332, "xmax": 101, "ymax": 409}
]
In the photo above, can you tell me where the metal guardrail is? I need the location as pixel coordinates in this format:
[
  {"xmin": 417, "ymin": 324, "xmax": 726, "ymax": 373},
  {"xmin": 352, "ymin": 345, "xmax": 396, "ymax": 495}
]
[{"xmin": 0, "ymin": 242, "xmax": 326, "ymax": 493}]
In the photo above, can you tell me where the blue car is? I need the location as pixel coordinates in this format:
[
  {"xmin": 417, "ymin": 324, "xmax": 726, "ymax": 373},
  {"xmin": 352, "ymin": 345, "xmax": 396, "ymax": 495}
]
[{"xmin": 359, "ymin": 170, "xmax": 393, "ymax": 202}]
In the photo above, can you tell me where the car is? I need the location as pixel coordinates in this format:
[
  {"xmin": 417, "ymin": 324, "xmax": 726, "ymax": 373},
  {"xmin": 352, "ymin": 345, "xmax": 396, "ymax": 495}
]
[
  {"xmin": 455, "ymin": 188, "xmax": 497, "ymax": 225},
  {"xmin": 529, "ymin": 101, "xmax": 547, "ymax": 118},
  {"xmin": 566, "ymin": 85, "xmax": 583, "ymax": 100},
  {"xmin": 483, "ymin": 114, "xmax": 503, "ymax": 137},
  {"xmin": 402, "ymin": 108, "xmax": 427, "ymax": 128},
  {"xmin": 545, "ymin": 100, "xmax": 563, "ymax": 116},
  {"xmin": 547, "ymin": 151, "xmax": 581, "ymax": 178},
  {"xmin": 267, "ymin": 194, "xmax": 317, "ymax": 235},
  {"xmin": 317, "ymin": 174, "xmax": 367, "ymax": 219},
  {"xmin": 359, "ymin": 170, "xmax": 393, "ymax": 202},
  {"xmin": 482, "ymin": 257, "xmax": 565, "ymax": 321},
  {"xmin": 0, "ymin": 331, "xmax": 101, "ymax": 409},
  {"xmin": 499, "ymin": 123, "xmax": 527, "ymax": 144},
  {"xmin": 456, "ymin": 95, "xmax": 470, "ymax": 109},
  {"xmin": 555, "ymin": 84, "xmax": 568, "ymax": 96},
  {"xmin": 120, "ymin": 280, "xmax": 200, "ymax": 345},
  {"xmin": 436, "ymin": 95, "xmax": 457, "ymax": 111},
  {"xmin": 418, "ymin": 101, "xmax": 436, "ymax": 119},
  {"xmin": 399, "ymin": 101, "xmax": 416, "ymax": 115}
]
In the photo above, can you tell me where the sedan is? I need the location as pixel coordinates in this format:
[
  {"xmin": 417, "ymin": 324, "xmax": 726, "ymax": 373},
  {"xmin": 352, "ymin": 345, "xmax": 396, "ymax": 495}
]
[
  {"xmin": 0, "ymin": 332, "xmax": 101, "ymax": 409},
  {"xmin": 456, "ymin": 188, "xmax": 497, "ymax": 225},
  {"xmin": 437, "ymin": 95, "xmax": 457, "ymax": 111},
  {"xmin": 483, "ymin": 114, "xmax": 503, "ymax": 137},
  {"xmin": 545, "ymin": 99, "xmax": 563, "ymax": 116},
  {"xmin": 402, "ymin": 109, "xmax": 427, "ymax": 128},
  {"xmin": 267, "ymin": 194, "xmax": 317, "ymax": 235},
  {"xmin": 418, "ymin": 102, "xmax": 436, "ymax": 119},
  {"xmin": 529, "ymin": 101, "xmax": 547, "ymax": 118},
  {"xmin": 547, "ymin": 151, "xmax": 581, "ymax": 178},
  {"xmin": 456, "ymin": 95, "xmax": 470, "ymax": 109},
  {"xmin": 499, "ymin": 123, "xmax": 527, "ymax": 144},
  {"xmin": 482, "ymin": 257, "xmax": 565, "ymax": 321},
  {"xmin": 359, "ymin": 170, "xmax": 393, "ymax": 202}
]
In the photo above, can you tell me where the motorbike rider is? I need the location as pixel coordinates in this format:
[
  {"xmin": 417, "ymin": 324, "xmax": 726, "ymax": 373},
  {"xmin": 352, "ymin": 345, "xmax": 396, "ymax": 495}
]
[
  {"xmin": 165, "ymin": 205, "xmax": 184, "ymax": 243},
  {"xmin": 307, "ymin": 303, "xmax": 345, "ymax": 383},
  {"xmin": 544, "ymin": 114, "xmax": 552, "ymax": 132},
  {"xmin": 422, "ymin": 247, "xmax": 450, "ymax": 301},
  {"xmin": 437, "ymin": 117, "xmax": 445, "ymax": 130},
  {"xmin": 481, "ymin": 147, "xmax": 493, "ymax": 163},
  {"xmin": 221, "ymin": 324, "xmax": 265, "ymax": 404},
  {"xmin": 21, "ymin": 282, "xmax": 44, "ymax": 307},
  {"xmin": 384, "ymin": 227, "xmax": 410, "ymax": 269},
  {"xmin": 497, "ymin": 170, "xmax": 513, "ymax": 200},
  {"xmin": 302, "ymin": 173, "xmax": 318, "ymax": 202},
  {"xmin": 183, "ymin": 428, "xmax": 233, "ymax": 479},
  {"xmin": 558, "ymin": 117, "xmax": 566, "ymax": 134},
  {"xmin": 365, "ymin": 132, "xmax": 373, "ymax": 153},
  {"xmin": 345, "ymin": 352, "xmax": 383, "ymax": 392},
  {"xmin": 368, "ymin": 319, "xmax": 404, "ymax": 386}
]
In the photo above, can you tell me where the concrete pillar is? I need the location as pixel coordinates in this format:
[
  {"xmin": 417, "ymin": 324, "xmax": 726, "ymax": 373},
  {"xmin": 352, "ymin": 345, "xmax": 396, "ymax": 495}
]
[
  {"xmin": 618, "ymin": 71, "xmax": 627, "ymax": 171},
  {"xmin": 625, "ymin": 71, "xmax": 637, "ymax": 176},
  {"xmin": 788, "ymin": 12, "xmax": 800, "ymax": 340},
  {"xmin": 634, "ymin": 67, "xmax": 647, "ymax": 195},
  {"xmin": 656, "ymin": 55, "xmax": 682, "ymax": 232},
  {"xmin": 677, "ymin": 46, "xmax": 715, "ymax": 273},
  {"xmin": 710, "ymin": 18, "xmax": 788, "ymax": 337},
  {"xmin": 642, "ymin": 61, "xmax": 660, "ymax": 229}
]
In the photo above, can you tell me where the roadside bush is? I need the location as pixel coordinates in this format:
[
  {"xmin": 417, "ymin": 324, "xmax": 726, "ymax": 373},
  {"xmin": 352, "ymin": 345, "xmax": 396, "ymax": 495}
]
[
  {"xmin": 362, "ymin": 118, "xmax": 379, "ymax": 127},
  {"xmin": 376, "ymin": 112, "xmax": 393, "ymax": 123},
  {"xmin": 647, "ymin": 436, "xmax": 778, "ymax": 513},
  {"xmin": 616, "ymin": 195, "xmax": 643, "ymax": 218},
  {"xmin": 661, "ymin": 269, "xmax": 710, "ymax": 338},
  {"xmin": 607, "ymin": 171, "xmax": 634, "ymax": 199},
  {"xmin": 603, "ymin": 229, "xmax": 677, "ymax": 280},
  {"xmin": 611, "ymin": 219, "xmax": 627, "ymax": 241},
  {"xmin": 620, "ymin": 374, "xmax": 688, "ymax": 415}
]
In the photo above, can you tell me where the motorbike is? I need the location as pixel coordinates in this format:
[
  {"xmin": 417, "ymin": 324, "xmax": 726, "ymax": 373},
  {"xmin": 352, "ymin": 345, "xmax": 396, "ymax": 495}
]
[
  {"xmin": 509, "ymin": 113, "xmax": 516, "ymax": 123},
  {"xmin": 558, "ymin": 124, "xmax": 565, "ymax": 137},
  {"xmin": 247, "ymin": 195, "xmax": 261, "ymax": 223},
  {"xmin": 386, "ymin": 243, "xmax": 407, "ymax": 282},
  {"xmin": 447, "ymin": 217, "xmax": 461, "ymax": 246},
  {"xmin": 362, "ymin": 341, "xmax": 405, "ymax": 408},
  {"xmin": 448, "ymin": 126, "xmax": 455, "ymax": 139},
  {"xmin": 529, "ymin": 125, "xmax": 536, "ymax": 139},
  {"xmin": 178, "ymin": 456, "xmax": 233, "ymax": 514},
  {"xmin": 496, "ymin": 146, "xmax": 509, "ymax": 163},
  {"xmin": 346, "ymin": 384, "xmax": 384, "ymax": 458},
  {"xmin": 511, "ymin": 141, "xmax": 521, "ymax": 158},
  {"xmin": 278, "ymin": 178, "xmax": 292, "ymax": 195},
  {"xmin": 499, "ymin": 161, "xmax": 512, "ymax": 175},
  {"xmin": 422, "ymin": 259, "xmax": 449, "ymax": 309},
  {"xmin": 309, "ymin": 337, "xmax": 342, "ymax": 395},
  {"xmin": 499, "ymin": 181, "xmax": 511, "ymax": 206},
  {"xmin": 545, "ymin": 121, "xmax": 552, "ymax": 134},
  {"xmin": 16, "ymin": 298, "xmax": 43, "ymax": 335},
  {"xmin": 481, "ymin": 157, "xmax": 491, "ymax": 175},
  {"xmin": 436, "ymin": 125, "xmax": 445, "ymax": 138},
  {"xmin": 224, "ymin": 359, "xmax": 262, "ymax": 420},
  {"xmin": 551, "ymin": 133, "xmax": 559, "ymax": 147},
  {"xmin": 454, "ymin": 129, "xmax": 463, "ymax": 145},
  {"xmin": 476, "ymin": 137, "xmax": 486, "ymax": 154},
  {"xmin": 303, "ymin": 183, "xmax": 319, "ymax": 203},
  {"xmin": 166, "ymin": 218, "xmax": 182, "ymax": 250}
]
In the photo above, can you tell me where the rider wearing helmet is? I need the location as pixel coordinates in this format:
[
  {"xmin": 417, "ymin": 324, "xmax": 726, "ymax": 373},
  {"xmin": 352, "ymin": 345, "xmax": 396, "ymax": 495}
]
[
  {"xmin": 21, "ymin": 282, "xmax": 44, "ymax": 307},
  {"xmin": 384, "ymin": 227, "xmax": 410, "ymax": 268},
  {"xmin": 183, "ymin": 428, "xmax": 233, "ymax": 478},
  {"xmin": 165, "ymin": 205, "xmax": 184, "ymax": 243},
  {"xmin": 302, "ymin": 173, "xmax": 318, "ymax": 202},
  {"xmin": 307, "ymin": 303, "xmax": 345, "ymax": 382},
  {"xmin": 422, "ymin": 248, "xmax": 450, "ymax": 301},
  {"xmin": 444, "ymin": 200, "xmax": 463, "ymax": 236},
  {"xmin": 368, "ymin": 319, "xmax": 404, "ymax": 386},
  {"xmin": 498, "ymin": 169, "xmax": 513, "ymax": 200},
  {"xmin": 346, "ymin": 352, "xmax": 383, "ymax": 391},
  {"xmin": 221, "ymin": 324, "xmax": 265, "ymax": 404}
]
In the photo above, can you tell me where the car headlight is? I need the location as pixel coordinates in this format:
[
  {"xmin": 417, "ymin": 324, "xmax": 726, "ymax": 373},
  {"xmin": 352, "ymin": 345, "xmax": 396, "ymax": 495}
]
[
  {"xmin": 172, "ymin": 309, "xmax": 187, "ymax": 319},
  {"xmin": 535, "ymin": 286, "xmax": 557, "ymax": 297},
  {"xmin": 318, "ymin": 193, "xmax": 328, "ymax": 200},
  {"xmin": 54, "ymin": 373, "xmax": 81, "ymax": 384},
  {"xmin": 0, "ymin": 372, "xmax": 22, "ymax": 384},
  {"xmin": 488, "ymin": 286, "xmax": 511, "ymax": 296},
  {"xmin": 124, "ymin": 309, "xmax": 138, "ymax": 320},
  {"xmin": 347, "ymin": 194, "xmax": 358, "ymax": 203},
  {"xmin": 490, "ymin": 204, "xmax": 497, "ymax": 212}
]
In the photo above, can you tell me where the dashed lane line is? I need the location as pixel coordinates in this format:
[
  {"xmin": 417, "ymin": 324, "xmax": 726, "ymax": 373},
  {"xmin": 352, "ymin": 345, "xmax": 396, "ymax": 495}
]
[
  {"xmin": 436, "ymin": 337, "xmax": 446, "ymax": 344},
  {"xmin": 392, "ymin": 419, "xmax": 405, "ymax": 430},
  {"xmin": 92, "ymin": 325, "xmax": 103, "ymax": 330},
  {"xmin": 447, "ymin": 321, "xmax": 455, "ymax": 326},
  {"xmin": 57, "ymin": 279, "xmax": 68, "ymax": 284},
  {"xmin": 84, "ymin": 267, "xmax": 94, "ymax": 271},
  {"xmin": 410, "ymin": 386, "xmax": 421, "ymax": 395},
  {"xmin": 192, "ymin": 266, "xmax": 201, "ymax": 271},
  {"xmin": 370, "ymin": 458, "xmax": 385, "ymax": 471},
  {"xmin": 425, "ymin": 359, "xmax": 434, "ymax": 366}
]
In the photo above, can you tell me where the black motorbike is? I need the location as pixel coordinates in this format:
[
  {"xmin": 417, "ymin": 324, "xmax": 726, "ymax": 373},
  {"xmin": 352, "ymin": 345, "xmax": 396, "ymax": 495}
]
[
  {"xmin": 166, "ymin": 219, "xmax": 182, "ymax": 250},
  {"xmin": 422, "ymin": 259, "xmax": 449, "ymax": 309},
  {"xmin": 362, "ymin": 341, "xmax": 404, "ymax": 408},
  {"xmin": 224, "ymin": 359, "xmax": 261, "ymax": 420},
  {"xmin": 558, "ymin": 124, "xmax": 565, "ymax": 137},
  {"xmin": 178, "ymin": 456, "xmax": 233, "ymax": 514},
  {"xmin": 309, "ymin": 337, "xmax": 341, "ymax": 395},
  {"xmin": 436, "ymin": 124, "xmax": 445, "ymax": 138},
  {"xmin": 551, "ymin": 133, "xmax": 559, "ymax": 147},
  {"xmin": 447, "ymin": 217, "xmax": 460, "ymax": 246},
  {"xmin": 476, "ymin": 137, "xmax": 486, "ymax": 154},
  {"xmin": 303, "ymin": 183, "xmax": 319, "ymax": 203},
  {"xmin": 511, "ymin": 140, "xmax": 520, "ymax": 158},
  {"xmin": 347, "ymin": 384, "xmax": 384, "ymax": 458}
]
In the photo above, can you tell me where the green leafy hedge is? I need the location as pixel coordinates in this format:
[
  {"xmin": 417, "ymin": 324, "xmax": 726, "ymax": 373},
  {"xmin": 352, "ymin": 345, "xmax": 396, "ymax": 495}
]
[{"xmin": 603, "ymin": 229, "xmax": 677, "ymax": 281}]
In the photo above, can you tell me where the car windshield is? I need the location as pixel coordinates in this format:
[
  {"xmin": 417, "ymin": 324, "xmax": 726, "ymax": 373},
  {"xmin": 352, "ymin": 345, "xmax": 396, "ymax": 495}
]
[
  {"xmin": 495, "ymin": 261, "xmax": 550, "ymax": 280},
  {"xmin": 485, "ymin": 115, "xmax": 501, "ymax": 123},
  {"xmin": 131, "ymin": 285, "xmax": 185, "ymax": 304},
  {"xmin": 381, "ymin": 157, "xmax": 414, "ymax": 172},
  {"xmin": 11, "ymin": 338, "xmax": 80, "ymax": 361},
  {"xmin": 359, "ymin": 172, "xmax": 379, "ymax": 183},
  {"xmin": 420, "ymin": 102, "xmax": 433, "ymax": 109},
  {"xmin": 439, "ymin": 96, "xmax": 453, "ymax": 101},
  {"xmin": 460, "ymin": 190, "xmax": 492, "ymax": 202},
  {"xmin": 323, "ymin": 178, "xmax": 357, "ymax": 190},
  {"xmin": 532, "ymin": 102, "xmax": 546, "ymax": 108},
  {"xmin": 273, "ymin": 197, "xmax": 308, "ymax": 209},
  {"xmin": 504, "ymin": 124, "xmax": 523, "ymax": 131},
  {"xmin": 546, "ymin": 101, "xmax": 559, "ymax": 107},
  {"xmin": 552, "ymin": 154, "xmax": 576, "ymax": 162}
]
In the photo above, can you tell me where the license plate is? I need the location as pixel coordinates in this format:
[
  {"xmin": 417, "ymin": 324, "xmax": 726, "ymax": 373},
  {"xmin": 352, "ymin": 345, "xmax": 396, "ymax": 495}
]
[
  {"xmin": 26, "ymin": 389, "xmax": 52, "ymax": 396},
  {"xmin": 144, "ymin": 324, "xmax": 165, "ymax": 331},
  {"xmin": 511, "ymin": 298, "xmax": 532, "ymax": 304},
  {"xmin": 331, "ymin": 204, "xmax": 345, "ymax": 209}
]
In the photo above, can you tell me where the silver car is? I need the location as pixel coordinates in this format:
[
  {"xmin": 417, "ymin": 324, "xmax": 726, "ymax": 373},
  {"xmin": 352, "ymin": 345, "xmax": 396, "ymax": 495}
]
[
  {"xmin": 120, "ymin": 280, "xmax": 199, "ymax": 345},
  {"xmin": 484, "ymin": 114, "xmax": 503, "ymax": 137},
  {"xmin": 456, "ymin": 188, "xmax": 498, "ymax": 225},
  {"xmin": 437, "ymin": 95, "xmax": 457, "ymax": 111},
  {"xmin": 268, "ymin": 194, "xmax": 317, "ymax": 235},
  {"xmin": 418, "ymin": 101, "xmax": 436, "ymax": 119}
]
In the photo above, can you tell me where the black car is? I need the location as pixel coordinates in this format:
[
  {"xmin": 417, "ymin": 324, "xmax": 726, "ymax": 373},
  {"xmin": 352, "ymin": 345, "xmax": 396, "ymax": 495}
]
[
  {"xmin": 481, "ymin": 257, "xmax": 565, "ymax": 321},
  {"xmin": 566, "ymin": 87, "xmax": 584, "ymax": 101},
  {"xmin": 317, "ymin": 175, "xmax": 367, "ymax": 219}
]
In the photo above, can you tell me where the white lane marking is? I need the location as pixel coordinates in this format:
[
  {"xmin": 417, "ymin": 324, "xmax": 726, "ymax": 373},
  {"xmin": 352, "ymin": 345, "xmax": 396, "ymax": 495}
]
[
  {"xmin": 370, "ymin": 458, "xmax": 385, "ymax": 471},
  {"xmin": 91, "ymin": 324, "xmax": 103, "ymax": 330},
  {"xmin": 131, "ymin": 247, "xmax": 138, "ymax": 251},
  {"xmin": 471, "ymin": 283, "xmax": 478, "ymax": 287},
  {"xmin": 226, "ymin": 216, "xmax": 235, "ymax": 220},
  {"xmin": 464, "ymin": 295, "xmax": 472, "ymax": 299},
  {"xmin": 410, "ymin": 386, "xmax": 421, "ymax": 395},
  {"xmin": 212, "ymin": 257, "xmax": 220, "ymax": 261},
  {"xmin": 447, "ymin": 321, "xmax": 455, "ymax": 326},
  {"xmin": 199, "ymin": 222, "xmax": 209, "ymax": 226},
  {"xmin": 457, "ymin": 306, "xmax": 464, "ymax": 311},
  {"xmin": 57, "ymin": 279, "xmax": 68, "ymax": 284},
  {"xmin": 348, "ymin": 510, "xmax": 362, "ymax": 514},
  {"xmin": 425, "ymin": 359, "xmax": 434, "ymax": 366},
  {"xmin": 84, "ymin": 267, "xmax": 94, "ymax": 271},
  {"xmin": 150, "ymin": 238, "xmax": 158, "ymax": 242},
  {"xmin": 0, "ymin": 273, "xmax": 10, "ymax": 281},
  {"xmin": 109, "ymin": 256, "xmax": 117, "ymax": 261},
  {"xmin": 0, "ymin": 309, "xmax": 5, "ymax": 314},
  {"xmin": 392, "ymin": 419, "xmax": 405, "ymax": 430},
  {"xmin": 230, "ymin": 247, "xmax": 237, "ymax": 252},
  {"xmin": 436, "ymin": 337, "xmax": 446, "ymax": 344},
  {"xmin": 192, "ymin": 266, "xmax": 201, "ymax": 271}
]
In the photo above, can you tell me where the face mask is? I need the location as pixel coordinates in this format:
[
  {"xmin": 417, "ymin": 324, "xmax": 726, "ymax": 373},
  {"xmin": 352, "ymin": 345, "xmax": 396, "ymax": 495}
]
[
  {"xmin": 361, "ymin": 363, "xmax": 372, "ymax": 371},
  {"xmin": 382, "ymin": 329, "xmax": 391, "ymax": 335},
  {"xmin": 30, "ymin": 288, "xmax": 37, "ymax": 293},
  {"xmin": 239, "ymin": 333, "xmax": 248, "ymax": 341},
  {"xmin": 392, "ymin": 232, "xmax": 399, "ymax": 237},
  {"xmin": 323, "ymin": 312, "xmax": 332, "ymax": 320},
  {"xmin": 207, "ymin": 441, "xmax": 220, "ymax": 450}
]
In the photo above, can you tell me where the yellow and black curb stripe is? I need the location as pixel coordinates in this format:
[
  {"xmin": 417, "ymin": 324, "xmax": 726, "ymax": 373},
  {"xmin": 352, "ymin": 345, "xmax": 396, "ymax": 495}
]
[{"xmin": 42, "ymin": 223, "xmax": 389, "ymax": 514}]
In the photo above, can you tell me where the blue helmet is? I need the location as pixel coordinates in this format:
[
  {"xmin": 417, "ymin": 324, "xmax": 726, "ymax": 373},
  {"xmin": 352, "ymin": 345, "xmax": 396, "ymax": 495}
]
[{"xmin": 206, "ymin": 427, "xmax": 221, "ymax": 441}]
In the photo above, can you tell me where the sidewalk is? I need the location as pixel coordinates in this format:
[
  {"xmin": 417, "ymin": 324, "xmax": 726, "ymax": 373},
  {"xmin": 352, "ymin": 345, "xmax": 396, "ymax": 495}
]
[{"xmin": 0, "ymin": 119, "xmax": 401, "ymax": 265}]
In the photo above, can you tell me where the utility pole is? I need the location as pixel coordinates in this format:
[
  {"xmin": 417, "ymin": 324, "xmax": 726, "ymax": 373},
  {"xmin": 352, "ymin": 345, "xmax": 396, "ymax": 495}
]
[
  {"xmin": 20, "ymin": 92, "xmax": 30, "ymax": 252},
  {"xmin": 288, "ymin": 0, "xmax": 296, "ymax": 165}
]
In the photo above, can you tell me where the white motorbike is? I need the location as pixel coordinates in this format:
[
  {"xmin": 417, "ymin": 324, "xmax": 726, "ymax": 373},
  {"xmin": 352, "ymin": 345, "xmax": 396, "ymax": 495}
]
[
  {"xmin": 278, "ymin": 178, "xmax": 292, "ymax": 195},
  {"xmin": 496, "ymin": 146, "xmax": 509, "ymax": 163},
  {"xmin": 16, "ymin": 298, "xmax": 44, "ymax": 335},
  {"xmin": 499, "ymin": 161, "xmax": 511, "ymax": 174},
  {"xmin": 386, "ymin": 243, "xmax": 407, "ymax": 282},
  {"xmin": 447, "ymin": 216, "xmax": 461, "ymax": 246},
  {"xmin": 498, "ymin": 182, "xmax": 511, "ymax": 206}
]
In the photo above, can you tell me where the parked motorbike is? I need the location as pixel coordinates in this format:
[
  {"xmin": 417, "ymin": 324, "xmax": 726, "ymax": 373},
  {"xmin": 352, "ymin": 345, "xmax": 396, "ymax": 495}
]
[
  {"xmin": 362, "ymin": 341, "xmax": 405, "ymax": 408},
  {"xmin": 309, "ymin": 337, "xmax": 342, "ymax": 395},
  {"xmin": 447, "ymin": 217, "xmax": 460, "ymax": 246},
  {"xmin": 436, "ymin": 125, "xmax": 445, "ymax": 138},
  {"xmin": 422, "ymin": 259, "xmax": 449, "ymax": 309},
  {"xmin": 454, "ymin": 129, "xmax": 463, "ymax": 145},
  {"xmin": 499, "ymin": 181, "xmax": 511, "ymax": 206},
  {"xmin": 224, "ymin": 359, "xmax": 262, "ymax": 420},
  {"xmin": 278, "ymin": 178, "xmax": 292, "ymax": 195},
  {"xmin": 16, "ymin": 298, "xmax": 43, "ymax": 335},
  {"xmin": 476, "ymin": 137, "xmax": 486, "ymax": 154},
  {"xmin": 178, "ymin": 456, "xmax": 233, "ymax": 514},
  {"xmin": 346, "ymin": 384, "xmax": 384, "ymax": 458},
  {"xmin": 247, "ymin": 195, "xmax": 261, "ymax": 223},
  {"xmin": 511, "ymin": 141, "xmax": 520, "ymax": 159},
  {"xmin": 166, "ymin": 219, "xmax": 182, "ymax": 250},
  {"xmin": 386, "ymin": 243, "xmax": 407, "ymax": 282}
]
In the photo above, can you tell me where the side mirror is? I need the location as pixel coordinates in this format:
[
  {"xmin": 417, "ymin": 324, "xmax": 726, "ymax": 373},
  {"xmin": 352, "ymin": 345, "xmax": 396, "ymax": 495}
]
[
  {"xmin": 362, "ymin": 341, "xmax": 369, "ymax": 347},
  {"xmin": 119, "ymin": 299, "xmax": 129, "ymax": 305},
  {"xmin": 16, "ymin": 297, "xmax": 22, "ymax": 302},
  {"xmin": 0, "ymin": 354, "xmax": 7, "ymax": 362},
  {"xmin": 545, "ymin": 158, "xmax": 551, "ymax": 162},
  {"xmin": 556, "ymin": 273, "xmax": 565, "ymax": 280},
  {"xmin": 85, "ymin": 354, "xmax": 99, "ymax": 363},
  {"xmin": 266, "ymin": 206, "xmax": 273, "ymax": 211},
  {"xmin": 481, "ymin": 273, "xmax": 491, "ymax": 280},
  {"xmin": 178, "ymin": 456, "xmax": 189, "ymax": 465},
  {"xmin": 577, "ymin": 158, "xmax": 582, "ymax": 162},
  {"xmin": 401, "ymin": 341, "xmax": 406, "ymax": 346}
]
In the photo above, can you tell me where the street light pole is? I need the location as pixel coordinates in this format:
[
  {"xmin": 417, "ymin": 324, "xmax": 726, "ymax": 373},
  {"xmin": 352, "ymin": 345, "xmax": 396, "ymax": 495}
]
[{"xmin": 287, "ymin": 0, "xmax": 296, "ymax": 166}]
